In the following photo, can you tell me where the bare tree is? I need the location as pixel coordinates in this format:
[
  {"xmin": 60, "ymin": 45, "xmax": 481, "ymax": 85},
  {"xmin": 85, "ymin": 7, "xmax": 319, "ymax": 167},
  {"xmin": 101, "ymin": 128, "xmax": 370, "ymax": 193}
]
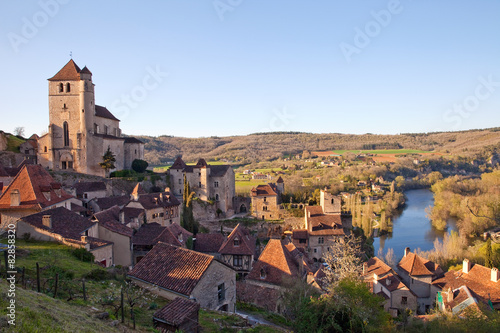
[
  {"xmin": 322, "ymin": 235, "xmax": 364, "ymax": 289},
  {"xmin": 14, "ymin": 126, "xmax": 25, "ymax": 137}
]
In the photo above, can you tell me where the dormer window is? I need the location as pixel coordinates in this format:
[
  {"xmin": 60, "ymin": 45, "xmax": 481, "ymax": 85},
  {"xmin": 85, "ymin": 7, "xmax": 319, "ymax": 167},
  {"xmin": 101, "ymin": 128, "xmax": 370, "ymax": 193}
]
[
  {"xmin": 260, "ymin": 268, "xmax": 266, "ymax": 279},
  {"xmin": 234, "ymin": 237, "xmax": 240, "ymax": 247}
]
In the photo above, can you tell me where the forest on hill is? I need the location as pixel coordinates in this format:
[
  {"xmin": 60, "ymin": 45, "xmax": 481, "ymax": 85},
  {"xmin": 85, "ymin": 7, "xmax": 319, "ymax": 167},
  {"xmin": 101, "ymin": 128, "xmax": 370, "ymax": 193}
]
[{"xmin": 138, "ymin": 128, "xmax": 500, "ymax": 165}]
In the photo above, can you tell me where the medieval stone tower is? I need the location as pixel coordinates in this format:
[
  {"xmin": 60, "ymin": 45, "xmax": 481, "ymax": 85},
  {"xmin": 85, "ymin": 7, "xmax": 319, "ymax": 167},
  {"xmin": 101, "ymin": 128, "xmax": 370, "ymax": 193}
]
[
  {"xmin": 320, "ymin": 189, "xmax": 341, "ymax": 214},
  {"xmin": 38, "ymin": 60, "xmax": 144, "ymax": 176}
]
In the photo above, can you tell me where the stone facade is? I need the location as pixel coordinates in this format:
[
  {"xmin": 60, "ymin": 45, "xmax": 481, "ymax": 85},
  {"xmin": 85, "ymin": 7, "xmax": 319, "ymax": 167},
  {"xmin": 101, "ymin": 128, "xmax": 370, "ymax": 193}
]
[
  {"xmin": 250, "ymin": 179, "xmax": 284, "ymax": 220},
  {"xmin": 37, "ymin": 60, "xmax": 144, "ymax": 177}
]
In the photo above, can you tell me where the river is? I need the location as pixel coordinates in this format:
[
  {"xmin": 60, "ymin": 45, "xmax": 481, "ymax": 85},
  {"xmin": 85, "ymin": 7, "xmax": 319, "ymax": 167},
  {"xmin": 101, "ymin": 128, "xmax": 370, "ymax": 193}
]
[{"xmin": 373, "ymin": 188, "xmax": 457, "ymax": 260}]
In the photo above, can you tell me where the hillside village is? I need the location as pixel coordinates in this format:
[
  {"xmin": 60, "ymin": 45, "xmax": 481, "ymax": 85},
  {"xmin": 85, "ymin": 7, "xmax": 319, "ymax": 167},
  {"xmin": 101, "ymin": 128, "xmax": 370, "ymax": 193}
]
[{"xmin": 2, "ymin": 60, "xmax": 500, "ymax": 332}]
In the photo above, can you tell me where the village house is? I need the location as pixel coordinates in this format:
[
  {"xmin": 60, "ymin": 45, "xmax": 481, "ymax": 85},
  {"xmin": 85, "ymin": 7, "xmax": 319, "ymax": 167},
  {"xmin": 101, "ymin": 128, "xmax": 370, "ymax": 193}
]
[
  {"xmin": 0, "ymin": 164, "xmax": 82, "ymax": 230},
  {"xmin": 169, "ymin": 157, "xmax": 235, "ymax": 215},
  {"xmin": 239, "ymin": 239, "xmax": 309, "ymax": 313},
  {"xmin": 363, "ymin": 257, "xmax": 418, "ymax": 316},
  {"xmin": 433, "ymin": 259, "xmax": 500, "ymax": 312},
  {"xmin": 128, "ymin": 242, "xmax": 236, "ymax": 312},
  {"xmin": 69, "ymin": 181, "xmax": 108, "ymax": 206},
  {"xmin": 217, "ymin": 224, "xmax": 256, "ymax": 278},
  {"xmin": 153, "ymin": 297, "xmax": 200, "ymax": 333},
  {"xmin": 250, "ymin": 177, "xmax": 284, "ymax": 220},
  {"xmin": 193, "ymin": 232, "xmax": 225, "ymax": 256},
  {"xmin": 88, "ymin": 194, "xmax": 130, "ymax": 214},
  {"xmin": 396, "ymin": 248, "xmax": 444, "ymax": 314},
  {"xmin": 16, "ymin": 207, "xmax": 113, "ymax": 267},
  {"xmin": 37, "ymin": 59, "xmax": 144, "ymax": 177}
]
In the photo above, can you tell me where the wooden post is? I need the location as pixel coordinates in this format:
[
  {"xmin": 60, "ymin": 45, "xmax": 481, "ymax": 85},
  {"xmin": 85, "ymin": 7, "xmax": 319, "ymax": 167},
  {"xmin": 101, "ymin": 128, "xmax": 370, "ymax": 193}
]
[
  {"xmin": 82, "ymin": 278, "xmax": 87, "ymax": 301},
  {"xmin": 36, "ymin": 262, "xmax": 41, "ymax": 292},
  {"xmin": 121, "ymin": 287, "xmax": 124, "ymax": 323},
  {"xmin": 54, "ymin": 273, "xmax": 59, "ymax": 298}
]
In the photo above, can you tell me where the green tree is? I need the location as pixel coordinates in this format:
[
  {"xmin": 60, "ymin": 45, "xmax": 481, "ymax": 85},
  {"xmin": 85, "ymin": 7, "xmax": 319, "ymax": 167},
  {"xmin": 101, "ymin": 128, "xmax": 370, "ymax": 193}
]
[
  {"xmin": 131, "ymin": 159, "xmax": 148, "ymax": 173},
  {"xmin": 99, "ymin": 146, "xmax": 116, "ymax": 176},
  {"xmin": 485, "ymin": 238, "xmax": 493, "ymax": 268},
  {"xmin": 181, "ymin": 174, "xmax": 198, "ymax": 234}
]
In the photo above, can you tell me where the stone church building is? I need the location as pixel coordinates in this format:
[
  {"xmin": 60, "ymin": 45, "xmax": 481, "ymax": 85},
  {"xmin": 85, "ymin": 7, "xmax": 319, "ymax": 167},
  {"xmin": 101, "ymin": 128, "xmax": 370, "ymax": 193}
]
[{"xmin": 38, "ymin": 60, "xmax": 144, "ymax": 177}]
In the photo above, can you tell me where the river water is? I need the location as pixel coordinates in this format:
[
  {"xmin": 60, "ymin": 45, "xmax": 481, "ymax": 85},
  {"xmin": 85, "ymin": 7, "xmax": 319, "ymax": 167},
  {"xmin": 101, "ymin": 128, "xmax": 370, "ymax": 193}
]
[{"xmin": 373, "ymin": 189, "xmax": 457, "ymax": 260}]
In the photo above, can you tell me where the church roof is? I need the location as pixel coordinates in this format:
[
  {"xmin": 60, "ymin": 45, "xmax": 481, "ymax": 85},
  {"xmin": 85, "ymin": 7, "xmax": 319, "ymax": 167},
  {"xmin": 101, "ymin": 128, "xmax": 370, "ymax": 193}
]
[
  {"xmin": 95, "ymin": 105, "xmax": 119, "ymax": 121},
  {"xmin": 80, "ymin": 66, "xmax": 92, "ymax": 75},
  {"xmin": 170, "ymin": 156, "xmax": 187, "ymax": 170},
  {"xmin": 194, "ymin": 159, "xmax": 208, "ymax": 168},
  {"xmin": 48, "ymin": 59, "xmax": 83, "ymax": 81}
]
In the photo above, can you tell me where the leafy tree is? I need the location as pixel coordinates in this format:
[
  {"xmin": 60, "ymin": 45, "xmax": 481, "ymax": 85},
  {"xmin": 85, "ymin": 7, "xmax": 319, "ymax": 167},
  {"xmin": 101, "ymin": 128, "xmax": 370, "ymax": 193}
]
[
  {"xmin": 485, "ymin": 238, "xmax": 493, "ymax": 268},
  {"xmin": 181, "ymin": 174, "xmax": 199, "ymax": 234},
  {"xmin": 131, "ymin": 159, "xmax": 149, "ymax": 173},
  {"xmin": 99, "ymin": 146, "xmax": 116, "ymax": 176}
]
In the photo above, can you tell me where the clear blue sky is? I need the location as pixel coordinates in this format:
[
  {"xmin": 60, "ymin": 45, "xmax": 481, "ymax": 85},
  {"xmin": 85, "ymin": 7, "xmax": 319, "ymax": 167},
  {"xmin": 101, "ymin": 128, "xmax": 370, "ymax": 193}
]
[{"xmin": 1, "ymin": 1, "xmax": 499, "ymax": 138}]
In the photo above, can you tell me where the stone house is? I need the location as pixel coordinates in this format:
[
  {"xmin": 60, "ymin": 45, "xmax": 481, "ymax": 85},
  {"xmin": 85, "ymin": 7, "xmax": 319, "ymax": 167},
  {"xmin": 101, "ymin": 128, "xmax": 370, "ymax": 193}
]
[
  {"xmin": 19, "ymin": 136, "xmax": 38, "ymax": 164},
  {"xmin": 0, "ymin": 164, "xmax": 82, "ymax": 230},
  {"xmin": 37, "ymin": 59, "xmax": 144, "ymax": 177},
  {"xmin": 92, "ymin": 206, "xmax": 134, "ymax": 267},
  {"xmin": 433, "ymin": 258, "xmax": 500, "ymax": 311},
  {"xmin": 128, "ymin": 242, "xmax": 236, "ymax": 312},
  {"xmin": 217, "ymin": 224, "xmax": 256, "ymax": 278},
  {"xmin": 250, "ymin": 177, "xmax": 284, "ymax": 220},
  {"xmin": 396, "ymin": 248, "xmax": 444, "ymax": 314},
  {"xmin": 363, "ymin": 257, "xmax": 417, "ymax": 316},
  {"xmin": 169, "ymin": 157, "xmax": 235, "ymax": 215},
  {"xmin": 88, "ymin": 195, "xmax": 130, "ymax": 214},
  {"xmin": 70, "ymin": 181, "xmax": 108, "ymax": 206},
  {"xmin": 153, "ymin": 297, "xmax": 200, "ymax": 333},
  {"xmin": 16, "ymin": 207, "xmax": 113, "ymax": 267}
]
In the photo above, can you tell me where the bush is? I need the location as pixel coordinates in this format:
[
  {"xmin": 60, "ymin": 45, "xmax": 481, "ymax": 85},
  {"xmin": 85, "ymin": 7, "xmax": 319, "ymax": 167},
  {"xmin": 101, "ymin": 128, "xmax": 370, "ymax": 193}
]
[
  {"xmin": 84, "ymin": 268, "xmax": 112, "ymax": 281},
  {"xmin": 132, "ymin": 159, "xmax": 149, "ymax": 173},
  {"xmin": 72, "ymin": 248, "xmax": 95, "ymax": 262}
]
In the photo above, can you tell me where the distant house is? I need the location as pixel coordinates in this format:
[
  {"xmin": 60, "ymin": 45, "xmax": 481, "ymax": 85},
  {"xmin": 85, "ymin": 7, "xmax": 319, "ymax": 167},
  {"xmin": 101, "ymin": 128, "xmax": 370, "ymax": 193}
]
[
  {"xmin": 0, "ymin": 164, "xmax": 82, "ymax": 229},
  {"xmin": 193, "ymin": 233, "xmax": 225, "ymax": 257},
  {"xmin": 71, "ymin": 181, "xmax": 107, "ymax": 204},
  {"xmin": 217, "ymin": 224, "xmax": 256, "ymax": 278},
  {"xmin": 250, "ymin": 178, "xmax": 284, "ymax": 220},
  {"xmin": 153, "ymin": 297, "xmax": 200, "ymax": 333},
  {"xmin": 88, "ymin": 195, "xmax": 130, "ymax": 214},
  {"xmin": 17, "ymin": 207, "xmax": 113, "ymax": 267},
  {"xmin": 433, "ymin": 259, "xmax": 500, "ymax": 312},
  {"xmin": 396, "ymin": 248, "xmax": 444, "ymax": 314},
  {"xmin": 128, "ymin": 242, "xmax": 236, "ymax": 312}
]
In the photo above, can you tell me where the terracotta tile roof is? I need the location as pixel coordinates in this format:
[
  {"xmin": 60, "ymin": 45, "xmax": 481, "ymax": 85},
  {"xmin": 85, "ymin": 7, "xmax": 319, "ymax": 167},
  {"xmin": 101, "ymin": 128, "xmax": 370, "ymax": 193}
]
[
  {"xmin": 153, "ymin": 297, "xmax": 200, "ymax": 326},
  {"xmin": 167, "ymin": 223, "xmax": 192, "ymax": 244},
  {"xmin": 170, "ymin": 157, "xmax": 187, "ymax": 170},
  {"xmin": 92, "ymin": 206, "xmax": 133, "ymax": 237},
  {"xmin": 292, "ymin": 229, "xmax": 308, "ymax": 240},
  {"xmin": 433, "ymin": 262, "xmax": 500, "ymax": 306},
  {"xmin": 218, "ymin": 224, "xmax": 256, "ymax": 256},
  {"xmin": 250, "ymin": 184, "xmax": 277, "ymax": 197},
  {"xmin": 377, "ymin": 273, "xmax": 409, "ymax": 292},
  {"xmin": 364, "ymin": 257, "xmax": 393, "ymax": 278},
  {"xmin": 210, "ymin": 165, "xmax": 232, "ymax": 177},
  {"xmin": 134, "ymin": 192, "xmax": 180, "ymax": 210},
  {"xmin": 93, "ymin": 195, "xmax": 130, "ymax": 210},
  {"xmin": 95, "ymin": 105, "xmax": 119, "ymax": 121},
  {"xmin": 0, "ymin": 165, "xmax": 73, "ymax": 210},
  {"xmin": 194, "ymin": 233, "xmax": 225, "ymax": 253},
  {"xmin": 247, "ymin": 239, "xmax": 300, "ymax": 286},
  {"xmin": 20, "ymin": 207, "xmax": 94, "ymax": 241},
  {"xmin": 48, "ymin": 59, "xmax": 82, "ymax": 81},
  {"xmin": 87, "ymin": 236, "xmax": 113, "ymax": 250},
  {"xmin": 376, "ymin": 290, "xmax": 390, "ymax": 300},
  {"xmin": 73, "ymin": 181, "xmax": 106, "ymax": 196},
  {"xmin": 398, "ymin": 252, "xmax": 443, "ymax": 277},
  {"xmin": 124, "ymin": 137, "xmax": 143, "ymax": 144},
  {"xmin": 80, "ymin": 66, "xmax": 92, "ymax": 75},
  {"xmin": 305, "ymin": 206, "xmax": 344, "ymax": 236},
  {"xmin": 133, "ymin": 223, "xmax": 181, "ymax": 247},
  {"xmin": 122, "ymin": 207, "xmax": 144, "ymax": 220},
  {"xmin": 128, "ymin": 242, "xmax": 214, "ymax": 296}
]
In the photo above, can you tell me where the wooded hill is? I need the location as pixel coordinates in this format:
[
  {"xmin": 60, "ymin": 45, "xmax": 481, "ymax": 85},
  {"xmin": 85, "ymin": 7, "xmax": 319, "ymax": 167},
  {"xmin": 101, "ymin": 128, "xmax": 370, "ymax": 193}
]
[{"xmin": 138, "ymin": 128, "xmax": 500, "ymax": 165}]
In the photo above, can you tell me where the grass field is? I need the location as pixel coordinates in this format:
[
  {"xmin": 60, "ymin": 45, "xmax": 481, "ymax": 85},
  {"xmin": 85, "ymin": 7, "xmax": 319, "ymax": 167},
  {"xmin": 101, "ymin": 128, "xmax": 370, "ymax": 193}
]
[{"xmin": 236, "ymin": 179, "xmax": 268, "ymax": 193}]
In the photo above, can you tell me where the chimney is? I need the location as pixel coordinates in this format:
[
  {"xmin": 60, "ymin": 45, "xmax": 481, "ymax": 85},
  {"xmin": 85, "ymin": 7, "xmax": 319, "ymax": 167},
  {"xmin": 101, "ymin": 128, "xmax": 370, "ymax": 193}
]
[
  {"xmin": 164, "ymin": 187, "xmax": 170, "ymax": 193},
  {"xmin": 119, "ymin": 211, "xmax": 125, "ymax": 223},
  {"xmin": 307, "ymin": 211, "xmax": 311, "ymax": 218},
  {"xmin": 10, "ymin": 189, "xmax": 20, "ymax": 206},
  {"xmin": 492, "ymin": 267, "xmax": 500, "ymax": 282},
  {"xmin": 0, "ymin": 182, "xmax": 3, "ymax": 194},
  {"xmin": 81, "ymin": 235, "xmax": 88, "ymax": 243},
  {"xmin": 159, "ymin": 193, "xmax": 163, "ymax": 202},
  {"xmin": 192, "ymin": 237, "xmax": 196, "ymax": 250},
  {"xmin": 404, "ymin": 247, "xmax": 410, "ymax": 258},
  {"xmin": 447, "ymin": 287, "xmax": 453, "ymax": 302},
  {"xmin": 362, "ymin": 262, "xmax": 367, "ymax": 275},
  {"xmin": 386, "ymin": 277, "xmax": 391, "ymax": 286},
  {"xmin": 463, "ymin": 259, "xmax": 472, "ymax": 274},
  {"xmin": 42, "ymin": 215, "xmax": 52, "ymax": 228}
]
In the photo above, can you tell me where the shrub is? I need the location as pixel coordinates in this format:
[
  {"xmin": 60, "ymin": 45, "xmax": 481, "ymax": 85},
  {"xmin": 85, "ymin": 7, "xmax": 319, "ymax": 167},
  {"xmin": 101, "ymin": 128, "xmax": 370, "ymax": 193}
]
[
  {"xmin": 72, "ymin": 248, "xmax": 95, "ymax": 262},
  {"xmin": 85, "ymin": 268, "xmax": 112, "ymax": 281},
  {"xmin": 132, "ymin": 159, "xmax": 149, "ymax": 173}
]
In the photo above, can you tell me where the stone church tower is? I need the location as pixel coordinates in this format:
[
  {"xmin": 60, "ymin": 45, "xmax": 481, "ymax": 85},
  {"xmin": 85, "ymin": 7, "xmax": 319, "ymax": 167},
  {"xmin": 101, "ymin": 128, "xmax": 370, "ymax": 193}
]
[{"xmin": 38, "ymin": 60, "xmax": 144, "ymax": 176}]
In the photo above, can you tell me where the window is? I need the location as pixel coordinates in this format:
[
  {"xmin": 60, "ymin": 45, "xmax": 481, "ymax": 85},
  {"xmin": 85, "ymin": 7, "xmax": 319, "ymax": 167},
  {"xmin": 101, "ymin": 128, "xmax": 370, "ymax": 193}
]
[
  {"xmin": 234, "ymin": 238, "xmax": 240, "ymax": 247},
  {"xmin": 318, "ymin": 237, "xmax": 324, "ymax": 244},
  {"xmin": 62, "ymin": 161, "xmax": 67, "ymax": 169},
  {"xmin": 260, "ymin": 269, "xmax": 266, "ymax": 279},
  {"xmin": 63, "ymin": 121, "xmax": 69, "ymax": 146},
  {"xmin": 263, "ymin": 197, "xmax": 267, "ymax": 202},
  {"xmin": 218, "ymin": 283, "xmax": 225, "ymax": 302},
  {"xmin": 198, "ymin": 172, "xmax": 201, "ymax": 176},
  {"xmin": 299, "ymin": 239, "xmax": 307, "ymax": 244},
  {"xmin": 59, "ymin": 83, "xmax": 63, "ymax": 92},
  {"xmin": 94, "ymin": 123, "xmax": 99, "ymax": 134},
  {"xmin": 313, "ymin": 248, "xmax": 317, "ymax": 253},
  {"xmin": 214, "ymin": 181, "xmax": 219, "ymax": 188},
  {"xmin": 263, "ymin": 206, "xmax": 267, "ymax": 211},
  {"xmin": 84, "ymin": 193, "xmax": 88, "ymax": 199},
  {"xmin": 331, "ymin": 198, "xmax": 334, "ymax": 204},
  {"xmin": 401, "ymin": 296, "xmax": 408, "ymax": 305},
  {"xmin": 68, "ymin": 161, "xmax": 73, "ymax": 169},
  {"xmin": 66, "ymin": 83, "xmax": 70, "ymax": 92},
  {"xmin": 233, "ymin": 255, "xmax": 243, "ymax": 267},
  {"xmin": 44, "ymin": 146, "xmax": 47, "ymax": 152},
  {"xmin": 178, "ymin": 179, "xmax": 182, "ymax": 184},
  {"xmin": 215, "ymin": 194, "xmax": 219, "ymax": 201},
  {"xmin": 25, "ymin": 149, "xmax": 29, "ymax": 154},
  {"xmin": 104, "ymin": 125, "xmax": 108, "ymax": 135},
  {"xmin": 198, "ymin": 182, "xmax": 202, "ymax": 188}
]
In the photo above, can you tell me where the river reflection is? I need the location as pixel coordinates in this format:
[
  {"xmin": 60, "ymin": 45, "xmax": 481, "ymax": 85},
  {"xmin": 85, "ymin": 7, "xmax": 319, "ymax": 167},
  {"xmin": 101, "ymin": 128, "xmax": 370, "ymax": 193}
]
[{"xmin": 373, "ymin": 189, "xmax": 457, "ymax": 260}]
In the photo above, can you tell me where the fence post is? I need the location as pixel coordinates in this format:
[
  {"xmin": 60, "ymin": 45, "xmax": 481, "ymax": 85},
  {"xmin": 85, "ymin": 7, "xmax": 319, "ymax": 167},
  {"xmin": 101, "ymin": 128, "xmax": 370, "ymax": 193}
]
[
  {"xmin": 54, "ymin": 273, "xmax": 59, "ymax": 298},
  {"xmin": 121, "ymin": 287, "xmax": 124, "ymax": 323},
  {"xmin": 82, "ymin": 278, "xmax": 87, "ymax": 301},
  {"xmin": 36, "ymin": 262, "xmax": 41, "ymax": 292}
]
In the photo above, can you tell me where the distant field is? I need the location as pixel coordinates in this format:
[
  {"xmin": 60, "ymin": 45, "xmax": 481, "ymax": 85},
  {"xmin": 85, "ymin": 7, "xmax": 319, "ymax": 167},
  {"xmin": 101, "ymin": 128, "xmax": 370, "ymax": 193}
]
[
  {"xmin": 313, "ymin": 149, "xmax": 432, "ymax": 156},
  {"xmin": 236, "ymin": 179, "xmax": 268, "ymax": 194}
]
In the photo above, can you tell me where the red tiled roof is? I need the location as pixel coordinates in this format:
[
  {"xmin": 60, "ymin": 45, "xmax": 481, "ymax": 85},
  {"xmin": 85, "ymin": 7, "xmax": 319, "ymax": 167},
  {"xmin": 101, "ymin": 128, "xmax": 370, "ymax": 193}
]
[
  {"xmin": 250, "ymin": 184, "xmax": 277, "ymax": 197},
  {"xmin": 93, "ymin": 206, "xmax": 133, "ymax": 237},
  {"xmin": 398, "ymin": 252, "xmax": 443, "ymax": 277},
  {"xmin": 128, "ymin": 242, "xmax": 214, "ymax": 296},
  {"xmin": 167, "ymin": 223, "xmax": 192, "ymax": 244},
  {"xmin": 433, "ymin": 262, "xmax": 500, "ymax": 306},
  {"xmin": 305, "ymin": 206, "xmax": 344, "ymax": 236},
  {"xmin": 134, "ymin": 192, "xmax": 180, "ymax": 210},
  {"xmin": 364, "ymin": 257, "xmax": 393, "ymax": 278},
  {"xmin": 194, "ymin": 233, "xmax": 225, "ymax": 253},
  {"xmin": 48, "ymin": 59, "xmax": 82, "ymax": 81},
  {"xmin": 218, "ymin": 224, "xmax": 256, "ymax": 256},
  {"xmin": 93, "ymin": 195, "xmax": 130, "ymax": 210},
  {"xmin": 292, "ymin": 229, "xmax": 308, "ymax": 240},
  {"xmin": 20, "ymin": 207, "xmax": 94, "ymax": 241},
  {"xmin": 133, "ymin": 223, "xmax": 182, "ymax": 247},
  {"xmin": 247, "ymin": 239, "xmax": 300, "ymax": 286},
  {"xmin": 95, "ymin": 105, "xmax": 119, "ymax": 121},
  {"xmin": 73, "ymin": 181, "xmax": 106, "ymax": 196},
  {"xmin": 377, "ymin": 273, "xmax": 408, "ymax": 292},
  {"xmin": 0, "ymin": 165, "xmax": 73, "ymax": 210},
  {"xmin": 153, "ymin": 297, "xmax": 200, "ymax": 326}
]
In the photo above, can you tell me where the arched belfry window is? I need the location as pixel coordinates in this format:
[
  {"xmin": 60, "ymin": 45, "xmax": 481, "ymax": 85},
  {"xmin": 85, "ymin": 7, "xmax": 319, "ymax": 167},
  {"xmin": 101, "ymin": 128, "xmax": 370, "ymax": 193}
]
[
  {"xmin": 59, "ymin": 83, "xmax": 63, "ymax": 92},
  {"xmin": 66, "ymin": 83, "xmax": 71, "ymax": 92},
  {"xmin": 63, "ymin": 121, "xmax": 69, "ymax": 147}
]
